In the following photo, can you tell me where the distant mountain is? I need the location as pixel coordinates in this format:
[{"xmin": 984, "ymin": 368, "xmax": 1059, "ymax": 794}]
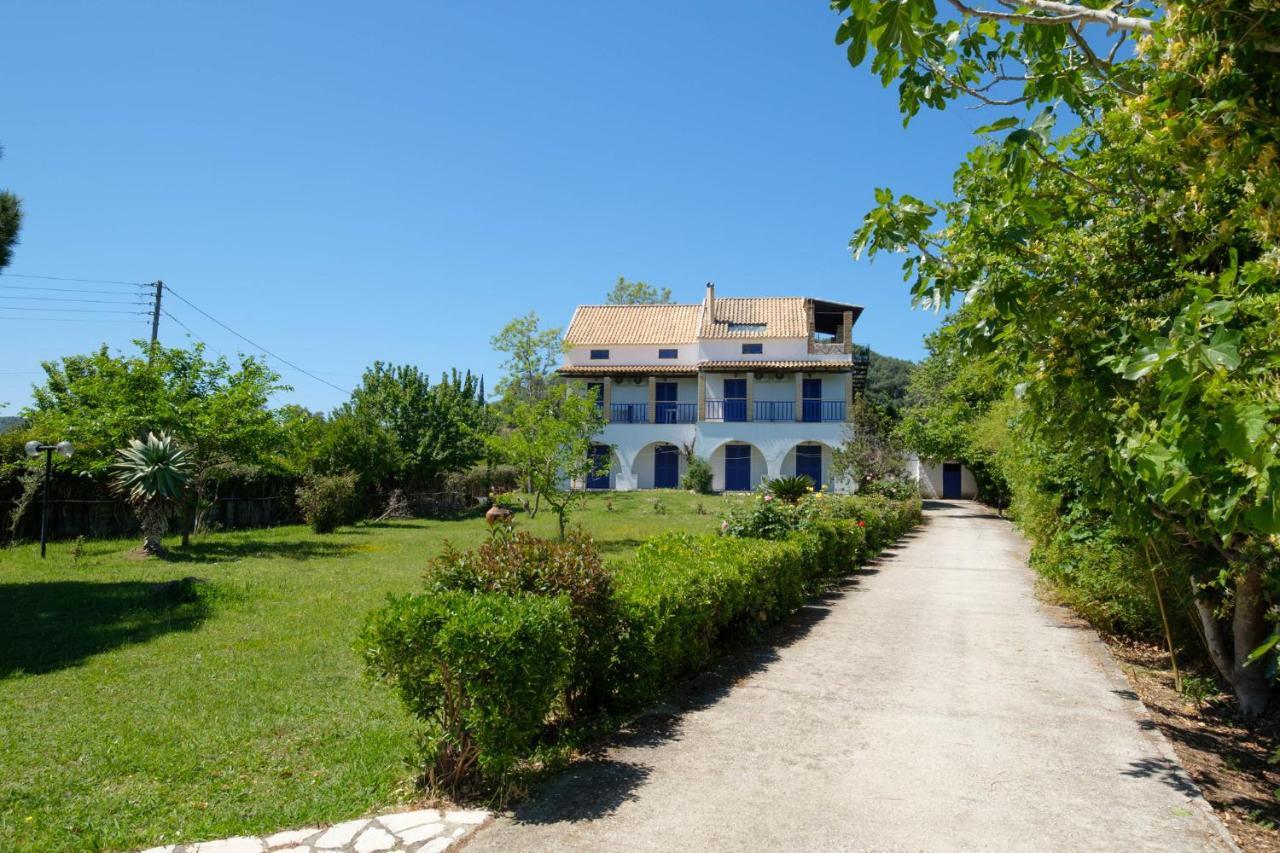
[
  {"xmin": 865, "ymin": 350, "xmax": 915, "ymax": 413},
  {"xmin": 0, "ymin": 416, "xmax": 27, "ymax": 434}
]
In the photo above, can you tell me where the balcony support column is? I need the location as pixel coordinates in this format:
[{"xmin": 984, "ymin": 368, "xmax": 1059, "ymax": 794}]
[
  {"xmin": 745, "ymin": 373, "xmax": 755, "ymax": 422},
  {"xmin": 603, "ymin": 377, "xmax": 612, "ymax": 414},
  {"xmin": 794, "ymin": 373, "xmax": 804, "ymax": 422},
  {"xmin": 647, "ymin": 376, "xmax": 656, "ymax": 424},
  {"xmin": 697, "ymin": 373, "xmax": 706, "ymax": 423}
]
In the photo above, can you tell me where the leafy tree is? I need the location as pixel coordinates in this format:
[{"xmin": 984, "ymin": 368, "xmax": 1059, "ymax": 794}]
[
  {"xmin": 605, "ymin": 277, "xmax": 672, "ymax": 305},
  {"xmin": 894, "ymin": 325, "xmax": 1009, "ymax": 505},
  {"xmin": 490, "ymin": 313, "xmax": 563, "ymax": 406},
  {"xmin": 835, "ymin": 1, "xmax": 1280, "ymax": 712},
  {"xmin": 489, "ymin": 383, "xmax": 607, "ymax": 539},
  {"xmin": 25, "ymin": 341, "xmax": 286, "ymax": 545},
  {"xmin": 109, "ymin": 432, "xmax": 192, "ymax": 556},
  {"xmin": 340, "ymin": 363, "xmax": 488, "ymax": 488},
  {"xmin": 832, "ymin": 397, "xmax": 907, "ymax": 490},
  {"xmin": 0, "ymin": 145, "xmax": 21, "ymax": 270},
  {"xmin": 310, "ymin": 413, "xmax": 401, "ymax": 495}
]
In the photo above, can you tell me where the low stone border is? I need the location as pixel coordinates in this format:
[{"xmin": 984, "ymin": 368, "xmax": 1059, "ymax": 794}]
[{"xmin": 138, "ymin": 808, "xmax": 491, "ymax": 853}]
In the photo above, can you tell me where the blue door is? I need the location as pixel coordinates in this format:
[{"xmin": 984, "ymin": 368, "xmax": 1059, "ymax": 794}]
[
  {"xmin": 724, "ymin": 444, "xmax": 751, "ymax": 491},
  {"xmin": 654, "ymin": 444, "xmax": 679, "ymax": 489},
  {"xmin": 586, "ymin": 445, "xmax": 610, "ymax": 489},
  {"xmin": 795, "ymin": 445, "xmax": 822, "ymax": 488},
  {"xmin": 586, "ymin": 382, "xmax": 604, "ymax": 410},
  {"xmin": 724, "ymin": 379, "xmax": 747, "ymax": 422},
  {"xmin": 802, "ymin": 378, "xmax": 822, "ymax": 422},
  {"xmin": 943, "ymin": 462, "xmax": 962, "ymax": 499},
  {"xmin": 655, "ymin": 382, "xmax": 678, "ymax": 424}
]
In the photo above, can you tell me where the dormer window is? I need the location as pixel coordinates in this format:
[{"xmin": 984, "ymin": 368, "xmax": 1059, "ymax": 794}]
[
  {"xmin": 658, "ymin": 348, "xmax": 678, "ymax": 359},
  {"xmin": 590, "ymin": 349, "xmax": 609, "ymax": 360},
  {"xmin": 741, "ymin": 343, "xmax": 763, "ymax": 355}
]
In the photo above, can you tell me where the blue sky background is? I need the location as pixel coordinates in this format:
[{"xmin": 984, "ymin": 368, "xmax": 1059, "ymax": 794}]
[{"xmin": 0, "ymin": 2, "xmax": 988, "ymax": 413}]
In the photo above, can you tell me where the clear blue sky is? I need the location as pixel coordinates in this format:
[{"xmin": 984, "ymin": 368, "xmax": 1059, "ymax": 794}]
[{"xmin": 0, "ymin": 2, "xmax": 985, "ymax": 414}]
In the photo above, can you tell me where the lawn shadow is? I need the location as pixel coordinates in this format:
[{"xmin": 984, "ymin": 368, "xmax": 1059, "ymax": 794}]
[
  {"xmin": 595, "ymin": 538, "xmax": 646, "ymax": 556},
  {"xmin": 163, "ymin": 539, "xmax": 360, "ymax": 564},
  {"xmin": 507, "ymin": 568, "xmax": 875, "ymax": 826},
  {"xmin": 0, "ymin": 580, "xmax": 211, "ymax": 678}
]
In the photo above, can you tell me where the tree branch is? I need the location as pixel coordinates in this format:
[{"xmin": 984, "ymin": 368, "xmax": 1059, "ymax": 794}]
[{"xmin": 946, "ymin": 0, "xmax": 1154, "ymax": 33}]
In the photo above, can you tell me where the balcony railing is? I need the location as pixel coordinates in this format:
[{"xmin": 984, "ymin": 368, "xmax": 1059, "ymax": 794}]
[
  {"xmin": 610, "ymin": 402, "xmax": 648, "ymax": 423},
  {"xmin": 655, "ymin": 402, "xmax": 697, "ymax": 424},
  {"xmin": 703, "ymin": 399, "xmax": 748, "ymax": 422},
  {"xmin": 753, "ymin": 400, "xmax": 794, "ymax": 422},
  {"xmin": 801, "ymin": 400, "xmax": 846, "ymax": 422}
]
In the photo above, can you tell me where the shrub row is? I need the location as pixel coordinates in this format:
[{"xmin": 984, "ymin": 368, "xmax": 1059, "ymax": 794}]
[{"xmin": 359, "ymin": 494, "xmax": 922, "ymax": 794}]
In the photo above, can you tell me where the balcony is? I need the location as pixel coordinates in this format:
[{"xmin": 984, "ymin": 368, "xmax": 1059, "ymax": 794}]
[
  {"xmin": 655, "ymin": 402, "xmax": 697, "ymax": 424},
  {"xmin": 704, "ymin": 399, "xmax": 846, "ymax": 422},
  {"xmin": 753, "ymin": 400, "xmax": 794, "ymax": 422},
  {"xmin": 610, "ymin": 402, "xmax": 648, "ymax": 423},
  {"xmin": 703, "ymin": 399, "xmax": 748, "ymax": 422}
]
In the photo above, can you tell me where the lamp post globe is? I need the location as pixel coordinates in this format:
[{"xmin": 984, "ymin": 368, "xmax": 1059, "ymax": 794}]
[{"xmin": 24, "ymin": 440, "xmax": 41, "ymax": 458}]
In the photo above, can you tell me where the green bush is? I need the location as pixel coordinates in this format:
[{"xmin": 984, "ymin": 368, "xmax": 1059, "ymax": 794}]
[
  {"xmin": 361, "ymin": 495, "xmax": 920, "ymax": 795},
  {"xmin": 359, "ymin": 590, "xmax": 575, "ymax": 793},
  {"xmin": 612, "ymin": 533, "xmax": 810, "ymax": 703},
  {"xmin": 427, "ymin": 528, "xmax": 617, "ymax": 711},
  {"xmin": 767, "ymin": 475, "xmax": 814, "ymax": 503},
  {"xmin": 681, "ymin": 456, "xmax": 714, "ymax": 494},
  {"xmin": 295, "ymin": 472, "xmax": 359, "ymax": 533}
]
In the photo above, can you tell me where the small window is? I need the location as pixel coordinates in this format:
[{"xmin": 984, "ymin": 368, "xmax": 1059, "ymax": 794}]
[
  {"xmin": 590, "ymin": 349, "xmax": 609, "ymax": 360},
  {"xmin": 741, "ymin": 343, "xmax": 763, "ymax": 355},
  {"xmin": 658, "ymin": 348, "xmax": 678, "ymax": 359}
]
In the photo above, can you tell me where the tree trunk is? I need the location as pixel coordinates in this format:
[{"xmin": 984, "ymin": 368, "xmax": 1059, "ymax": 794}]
[
  {"xmin": 1191, "ymin": 567, "xmax": 1274, "ymax": 717},
  {"xmin": 1232, "ymin": 565, "xmax": 1272, "ymax": 717},
  {"xmin": 139, "ymin": 502, "xmax": 168, "ymax": 556}
]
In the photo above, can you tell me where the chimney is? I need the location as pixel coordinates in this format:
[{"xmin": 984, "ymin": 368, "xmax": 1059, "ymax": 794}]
[{"xmin": 705, "ymin": 282, "xmax": 716, "ymax": 323}]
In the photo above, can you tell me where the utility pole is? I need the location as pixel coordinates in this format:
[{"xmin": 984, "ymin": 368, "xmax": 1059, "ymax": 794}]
[{"xmin": 149, "ymin": 280, "xmax": 164, "ymax": 345}]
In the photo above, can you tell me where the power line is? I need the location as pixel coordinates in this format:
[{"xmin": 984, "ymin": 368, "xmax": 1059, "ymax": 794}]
[
  {"xmin": 0, "ymin": 305, "xmax": 149, "ymax": 314},
  {"xmin": 163, "ymin": 285, "xmax": 349, "ymax": 394},
  {"xmin": 0, "ymin": 295, "xmax": 150, "ymax": 306},
  {"xmin": 0, "ymin": 315, "xmax": 146, "ymax": 324},
  {"xmin": 0, "ymin": 283, "xmax": 147, "ymax": 296},
  {"xmin": 0, "ymin": 273, "xmax": 149, "ymax": 287}
]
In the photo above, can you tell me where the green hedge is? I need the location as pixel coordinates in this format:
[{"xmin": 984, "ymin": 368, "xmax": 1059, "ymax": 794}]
[
  {"xmin": 359, "ymin": 590, "xmax": 575, "ymax": 791},
  {"xmin": 361, "ymin": 495, "xmax": 921, "ymax": 795}
]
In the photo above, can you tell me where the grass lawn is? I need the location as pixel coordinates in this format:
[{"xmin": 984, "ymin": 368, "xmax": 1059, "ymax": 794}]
[{"xmin": 0, "ymin": 490, "xmax": 733, "ymax": 853}]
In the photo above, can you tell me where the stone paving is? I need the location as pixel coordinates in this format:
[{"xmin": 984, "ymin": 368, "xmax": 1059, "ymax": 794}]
[{"xmin": 137, "ymin": 808, "xmax": 490, "ymax": 853}]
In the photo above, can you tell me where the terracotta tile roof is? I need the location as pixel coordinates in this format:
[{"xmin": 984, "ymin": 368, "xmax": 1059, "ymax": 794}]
[
  {"xmin": 558, "ymin": 364, "xmax": 698, "ymax": 377},
  {"xmin": 702, "ymin": 297, "xmax": 809, "ymax": 338},
  {"xmin": 563, "ymin": 304, "xmax": 702, "ymax": 345},
  {"xmin": 698, "ymin": 360, "xmax": 853, "ymax": 372}
]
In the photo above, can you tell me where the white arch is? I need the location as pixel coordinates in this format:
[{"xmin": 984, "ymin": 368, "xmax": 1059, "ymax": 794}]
[
  {"xmin": 630, "ymin": 440, "xmax": 686, "ymax": 490},
  {"xmin": 708, "ymin": 440, "xmax": 768, "ymax": 492}
]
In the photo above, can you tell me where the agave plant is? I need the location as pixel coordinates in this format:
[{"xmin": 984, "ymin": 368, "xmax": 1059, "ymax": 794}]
[
  {"xmin": 110, "ymin": 432, "xmax": 192, "ymax": 555},
  {"xmin": 767, "ymin": 474, "xmax": 814, "ymax": 504}
]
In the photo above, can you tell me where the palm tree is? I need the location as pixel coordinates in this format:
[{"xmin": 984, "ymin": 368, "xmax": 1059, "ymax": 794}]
[{"xmin": 110, "ymin": 432, "xmax": 192, "ymax": 556}]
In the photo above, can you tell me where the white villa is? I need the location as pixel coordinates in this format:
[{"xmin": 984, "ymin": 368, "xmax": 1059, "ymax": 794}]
[{"xmin": 559, "ymin": 284, "xmax": 870, "ymax": 492}]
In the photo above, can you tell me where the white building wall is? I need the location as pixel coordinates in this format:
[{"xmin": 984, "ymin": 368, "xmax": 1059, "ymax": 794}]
[
  {"xmin": 698, "ymin": 338, "xmax": 810, "ymax": 360},
  {"xmin": 909, "ymin": 455, "xmax": 979, "ymax": 499},
  {"xmin": 565, "ymin": 343, "xmax": 697, "ymax": 366}
]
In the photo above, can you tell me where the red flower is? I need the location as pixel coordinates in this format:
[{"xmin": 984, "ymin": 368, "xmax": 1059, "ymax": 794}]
[{"xmin": 857, "ymin": 520, "xmax": 866, "ymax": 527}]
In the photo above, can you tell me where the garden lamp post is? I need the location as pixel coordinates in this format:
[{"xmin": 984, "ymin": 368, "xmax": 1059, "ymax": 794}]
[{"xmin": 24, "ymin": 439, "xmax": 74, "ymax": 558}]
